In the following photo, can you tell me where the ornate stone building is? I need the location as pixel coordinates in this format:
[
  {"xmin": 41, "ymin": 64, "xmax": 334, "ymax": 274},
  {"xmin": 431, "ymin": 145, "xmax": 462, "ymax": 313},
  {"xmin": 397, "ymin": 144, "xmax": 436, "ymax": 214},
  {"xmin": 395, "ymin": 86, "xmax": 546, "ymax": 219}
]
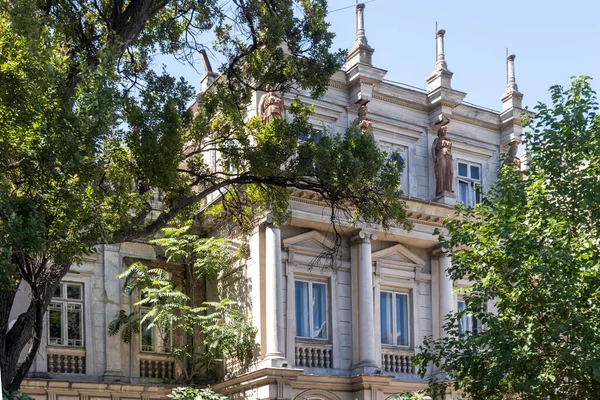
[{"xmin": 14, "ymin": 3, "xmax": 524, "ymax": 400}]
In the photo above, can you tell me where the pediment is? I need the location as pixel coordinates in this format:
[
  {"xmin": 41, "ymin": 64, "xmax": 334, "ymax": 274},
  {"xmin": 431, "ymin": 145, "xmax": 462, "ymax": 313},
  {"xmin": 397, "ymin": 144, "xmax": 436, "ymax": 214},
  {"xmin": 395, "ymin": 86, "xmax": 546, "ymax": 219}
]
[
  {"xmin": 371, "ymin": 243, "xmax": 425, "ymax": 267},
  {"xmin": 282, "ymin": 230, "xmax": 334, "ymax": 255}
]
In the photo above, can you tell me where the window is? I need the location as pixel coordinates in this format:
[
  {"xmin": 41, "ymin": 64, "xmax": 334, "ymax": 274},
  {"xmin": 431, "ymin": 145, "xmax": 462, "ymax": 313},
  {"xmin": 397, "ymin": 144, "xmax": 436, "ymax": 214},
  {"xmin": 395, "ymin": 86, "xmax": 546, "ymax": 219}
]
[
  {"xmin": 457, "ymin": 161, "xmax": 482, "ymax": 207},
  {"xmin": 295, "ymin": 280, "xmax": 328, "ymax": 340},
  {"xmin": 380, "ymin": 291, "xmax": 410, "ymax": 347},
  {"xmin": 139, "ymin": 298, "xmax": 172, "ymax": 353},
  {"xmin": 457, "ymin": 300, "xmax": 480, "ymax": 335},
  {"xmin": 49, "ymin": 282, "xmax": 84, "ymax": 347}
]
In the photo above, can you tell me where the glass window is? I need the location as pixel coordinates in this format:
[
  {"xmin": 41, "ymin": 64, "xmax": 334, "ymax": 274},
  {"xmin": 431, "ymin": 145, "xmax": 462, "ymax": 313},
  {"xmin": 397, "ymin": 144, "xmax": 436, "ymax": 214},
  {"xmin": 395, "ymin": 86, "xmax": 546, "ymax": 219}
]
[
  {"xmin": 48, "ymin": 282, "xmax": 84, "ymax": 347},
  {"xmin": 139, "ymin": 311, "xmax": 172, "ymax": 354},
  {"xmin": 458, "ymin": 299, "xmax": 481, "ymax": 335},
  {"xmin": 295, "ymin": 280, "xmax": 328, "ymax": 340},
  {"xmin": 457, "ymin": 161, "xmax": 482, "ymax": 207},
  {"xmin": 380, "ymin": 291, "xmax": 410, "ymax": 347}
]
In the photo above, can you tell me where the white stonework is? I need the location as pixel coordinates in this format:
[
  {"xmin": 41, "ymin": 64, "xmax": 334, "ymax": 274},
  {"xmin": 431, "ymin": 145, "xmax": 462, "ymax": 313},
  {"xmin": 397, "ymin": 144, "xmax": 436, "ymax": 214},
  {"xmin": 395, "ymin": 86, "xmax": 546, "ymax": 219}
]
[{"xmin": 11, "ymin": 3, "xmax": 524, "ymax": 400}]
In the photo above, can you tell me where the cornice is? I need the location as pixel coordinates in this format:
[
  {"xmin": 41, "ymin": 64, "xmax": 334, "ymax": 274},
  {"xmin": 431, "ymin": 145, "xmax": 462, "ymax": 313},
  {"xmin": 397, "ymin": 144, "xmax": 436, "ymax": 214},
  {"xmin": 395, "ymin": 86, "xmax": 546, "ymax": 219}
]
[{"xmin": 372, "ymin": 93, "xmax": 428, "ymax": 112}]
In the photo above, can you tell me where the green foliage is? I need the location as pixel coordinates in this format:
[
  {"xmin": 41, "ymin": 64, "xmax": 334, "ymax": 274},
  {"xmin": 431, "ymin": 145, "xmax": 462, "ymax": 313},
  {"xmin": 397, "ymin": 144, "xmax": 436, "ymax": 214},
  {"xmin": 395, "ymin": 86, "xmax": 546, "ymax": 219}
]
[
  {"xmin": 0, "ymin": 0, "xmax": 410, "ymax": 390},
  {"xmin": 110, "ymin": 225, "xmax": 256, "ymax": 383},
  {"xmin": 2, "ymin": 391, "xmax": 33, "ymax": 400},
  {"xmin": 415, "ymin": 77, "xmax": 600, "ymax": 399},
  {"xmin": 168, "ymin": 387, "xmax": 227, "ymax": 400}
]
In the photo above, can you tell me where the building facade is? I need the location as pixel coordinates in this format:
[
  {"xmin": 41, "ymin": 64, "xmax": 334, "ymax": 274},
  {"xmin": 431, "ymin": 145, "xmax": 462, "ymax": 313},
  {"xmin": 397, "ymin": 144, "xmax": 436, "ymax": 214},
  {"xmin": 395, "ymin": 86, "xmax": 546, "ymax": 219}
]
[{"xmin": 14, "ymin": 3, "xmax": 524, "ymax": 400}]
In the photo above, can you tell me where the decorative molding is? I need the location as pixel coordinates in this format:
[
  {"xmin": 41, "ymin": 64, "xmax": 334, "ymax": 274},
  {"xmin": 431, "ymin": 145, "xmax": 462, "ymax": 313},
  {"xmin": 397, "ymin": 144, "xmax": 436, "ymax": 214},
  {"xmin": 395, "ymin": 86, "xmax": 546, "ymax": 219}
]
[
  {"xmin": 371, "ymin": 93, "xmax": 428, "ymax": 112},
  {"xmin": 451, "ymin": 113, "xmax": 501, "ymax": 132},
  {"xmin": 283, "ymin": 230, "xmax": 335, "ymax": 254},
  {"xmin": 371, "ymin": 243, "xmax": 426, "ymax": 267}
]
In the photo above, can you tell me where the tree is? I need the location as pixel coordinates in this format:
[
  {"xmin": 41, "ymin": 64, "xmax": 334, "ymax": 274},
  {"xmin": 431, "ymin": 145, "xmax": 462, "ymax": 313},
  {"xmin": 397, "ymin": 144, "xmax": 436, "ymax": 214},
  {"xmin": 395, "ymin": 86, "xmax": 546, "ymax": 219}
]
[
  {"xmin": 415, "ymin": 77, "xmax": 600, "ymax": 399},
  {"xmin": 109, "ymin": 223, "xmax": 257, "ymax": 383},
  {"xmin": 0, "ymin": 0, "xmax": 410, "ymax": 391}
]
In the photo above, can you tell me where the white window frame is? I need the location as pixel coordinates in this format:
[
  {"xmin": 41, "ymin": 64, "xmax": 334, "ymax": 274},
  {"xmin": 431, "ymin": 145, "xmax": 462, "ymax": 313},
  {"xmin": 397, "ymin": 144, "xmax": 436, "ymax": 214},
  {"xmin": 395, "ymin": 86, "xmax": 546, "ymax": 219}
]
[
  {"xmin": 294, "ymin": 279, "xmax": 329, "ymax": 341},
  {"xmin": 457, "ymin": 161, "xmax": 482, "ymax": 207},
  {"xmin": 48, "ymin": 282, "xmax": 84, "ymax": 347},
  {"xmin": 380, "ymin": 290, "xmax": 411, "ymax": 348}
]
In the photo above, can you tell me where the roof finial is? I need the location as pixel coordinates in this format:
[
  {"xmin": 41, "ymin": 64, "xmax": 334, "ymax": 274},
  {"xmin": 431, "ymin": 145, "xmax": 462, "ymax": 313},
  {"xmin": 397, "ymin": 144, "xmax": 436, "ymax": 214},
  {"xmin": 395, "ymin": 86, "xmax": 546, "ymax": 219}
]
[
  {"xmin": 506, "ymin": 53, "xmax": 518, "ymax": 93},
  {"xmin": 434, "ymin": 28, "xmax": 448, "ymax": 72},
  {"xmin": 355, "ymin": 3, "xmax": 368, "ymax": 47}
]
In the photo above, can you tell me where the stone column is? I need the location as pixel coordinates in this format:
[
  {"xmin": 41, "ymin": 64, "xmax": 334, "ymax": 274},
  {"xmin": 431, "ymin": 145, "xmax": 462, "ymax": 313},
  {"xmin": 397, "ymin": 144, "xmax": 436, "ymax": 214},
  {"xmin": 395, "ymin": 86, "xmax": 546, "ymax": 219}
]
[
  {"xmin": 439, "ymin": 253, "xmax": 455, "ymax": 337},
  {"xmin": 103, "ymin": 244, "xmax": 124, "ymax": 380},
  {"xmin": 264, "ymin": 218, "xmax": 286, "ymax": 366},
  {"xmin": 355, "ymin": 231, "xmax": 377, "ymax": 368}
]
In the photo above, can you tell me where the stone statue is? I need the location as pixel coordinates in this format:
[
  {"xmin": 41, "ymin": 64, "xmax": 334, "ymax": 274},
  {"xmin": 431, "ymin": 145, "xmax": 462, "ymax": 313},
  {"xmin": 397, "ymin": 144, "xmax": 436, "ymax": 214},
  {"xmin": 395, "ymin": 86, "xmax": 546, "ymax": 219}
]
[
  {"xmin": 504, "ymin": 140, "xmax": 521, "ymax": 169},
  {"xmin": 258, "ymin": 91, "xmax": 284, "ymax": 123},
  {"xmin": 351, "ymin": 103, "xmax": 373, "ymax": 136},
  {"xmin": 431, "ymin": 116, "xmax": 454, "ymax": 196}
]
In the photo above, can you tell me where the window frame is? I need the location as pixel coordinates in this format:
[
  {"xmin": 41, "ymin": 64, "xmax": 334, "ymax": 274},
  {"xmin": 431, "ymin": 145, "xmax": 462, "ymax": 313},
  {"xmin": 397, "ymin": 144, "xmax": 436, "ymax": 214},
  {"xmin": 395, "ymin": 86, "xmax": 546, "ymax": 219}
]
[
  {"xmin": 380, "ymin": 290, "xmax": 411, "ymax": 348},
  {"xmin": 457, "ymin": 161, "xmax": 482, "ymax": 207},
  {"xmin": 139, "ymin": 310, "xmax": 172, "ymax": 354},
  {"xmin": 48, "ymin": 282, "xmax": 84, "ymax": 348},
  {"xmin": 294, "ymin": 279, "xmax": 329, "ymax": 341}
]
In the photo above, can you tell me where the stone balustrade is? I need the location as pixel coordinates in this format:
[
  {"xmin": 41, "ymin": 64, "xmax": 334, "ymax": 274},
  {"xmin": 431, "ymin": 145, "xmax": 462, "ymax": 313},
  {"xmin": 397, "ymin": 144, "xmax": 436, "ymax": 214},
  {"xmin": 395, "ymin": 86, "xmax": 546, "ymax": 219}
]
[
  {"xmin": 294, "ymin": 342, "xmax": 333, "ymax": 369},
  {"xmin": 139, "ymin": 355, "xmax": 175, "ymax": 380},
  {"xmin": 381, "ymin": 348, "xmax": 416, "ymax": 374},
  {"xmin": 47, "ymin": 347, "xmax": 86, "ymax": 374}
]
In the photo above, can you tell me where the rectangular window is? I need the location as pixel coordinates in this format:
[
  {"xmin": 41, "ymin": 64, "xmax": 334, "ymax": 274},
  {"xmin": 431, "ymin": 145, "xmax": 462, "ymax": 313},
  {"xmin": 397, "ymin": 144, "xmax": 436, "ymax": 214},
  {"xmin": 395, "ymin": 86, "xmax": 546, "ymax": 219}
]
[
  {"xmin": 458, "ymin": 300, "xmax": 481, "ymax": 335},
  {"xmin": 49, "ymin": 282, "xmax": 84, "ymax": 347},
  {"xmin": 140, "ymin": 312, "xmax": 172, "ymax": 354},
  {"xmin": 380, "ymin": 291, "xmax": 410, "ymax": 347},
  {"xmin": 295, "ymin": 280, "xmax": 328, "ymax": 340},
  {"xmin": 457, "ymin": 161, "xmax": 482, "ymax": 207}
]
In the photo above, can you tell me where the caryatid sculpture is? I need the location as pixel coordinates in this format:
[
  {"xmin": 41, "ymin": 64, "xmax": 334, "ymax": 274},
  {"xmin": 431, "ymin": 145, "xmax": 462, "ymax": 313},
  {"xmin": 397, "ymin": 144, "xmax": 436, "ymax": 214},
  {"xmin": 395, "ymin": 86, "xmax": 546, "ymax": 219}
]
[
  {"xmin": 351, "ymin": 103, "xmax": 373, "ymax": 136},
  {"xmin": 258, "ymin": 91, "xmax": 284, "ymax": 123},
  {"xmin": 431, "ymin": 116, "xmax": 454, "ymax": 196}
]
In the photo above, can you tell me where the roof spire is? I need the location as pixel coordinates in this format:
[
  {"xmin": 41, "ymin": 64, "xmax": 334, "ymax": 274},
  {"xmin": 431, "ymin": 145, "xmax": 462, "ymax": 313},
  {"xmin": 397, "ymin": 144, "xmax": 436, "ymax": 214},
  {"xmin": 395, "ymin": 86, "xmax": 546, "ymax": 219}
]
[
  {"xmin": 346, "ymin": 3, "xmax": 374, "ymax": 66},
  {"xmin": 505, "ymin": 53, "xmax": 519, "ymax": 93},
  {"xmin": 434, "ymin": 28, "xmax": 449, "ymax": 72},
  {"xmin": 355, "ymin": 3, "xmax": 368, "ymax": 47},
  {"xmin": 426, "ymin": 26, "xmax": 453, "ymax": 92}
]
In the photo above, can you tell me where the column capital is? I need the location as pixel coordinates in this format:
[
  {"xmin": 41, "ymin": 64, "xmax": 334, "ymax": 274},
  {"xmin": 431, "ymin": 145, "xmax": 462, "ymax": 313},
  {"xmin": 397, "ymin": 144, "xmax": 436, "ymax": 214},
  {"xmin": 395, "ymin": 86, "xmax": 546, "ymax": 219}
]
[
  {"xmin": 428, "ymin": 244, "xmax": 450, "ymax": 260},
  {"xmin": 352, "ymin": 230, "xmax": 377, "ymax": 244}
]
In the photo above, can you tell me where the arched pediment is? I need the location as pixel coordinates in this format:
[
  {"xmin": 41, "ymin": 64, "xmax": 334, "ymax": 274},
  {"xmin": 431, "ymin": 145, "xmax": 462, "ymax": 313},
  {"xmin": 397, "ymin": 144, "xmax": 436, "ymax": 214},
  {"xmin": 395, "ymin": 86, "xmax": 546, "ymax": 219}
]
[{"xmin": 293, "ymin": 389, "xmax": 341, "ymax": 400}]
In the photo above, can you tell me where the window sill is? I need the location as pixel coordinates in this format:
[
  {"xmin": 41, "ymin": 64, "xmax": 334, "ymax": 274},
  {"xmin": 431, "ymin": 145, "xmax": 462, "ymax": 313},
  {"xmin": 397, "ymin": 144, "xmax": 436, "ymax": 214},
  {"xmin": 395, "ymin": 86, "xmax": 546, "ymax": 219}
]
[{"xmin": 47, "ymin": 346, "xmax": 86, "ymax": 356}]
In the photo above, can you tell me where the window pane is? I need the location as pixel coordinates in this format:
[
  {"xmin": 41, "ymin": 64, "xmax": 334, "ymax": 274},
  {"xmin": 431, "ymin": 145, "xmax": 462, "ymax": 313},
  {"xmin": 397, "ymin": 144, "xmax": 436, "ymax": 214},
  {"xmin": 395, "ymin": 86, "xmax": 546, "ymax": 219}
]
[
  {"xmin": 475, "ymin": 186, "xmax": 482, "ymax": 204},
  {"xmin": 158, "ymin": 328, "xmax": 171, "ymax": 353},
  {"xmin": 53, "ymin": 285, "xmax": 62, "ymax": 299},
  {"xmin": 67, "ymin": 303, "xmax": 83, "ymax": 346},
  {"xmin": 457, "ymin": 300, "xmax": 469, "ymax": 334},
  {"xmin": 141, "ymin": 318, "xmax": 154, "ymax": 352},
  {"xmin": 312, "ymin": 283, "xmax": 327, "ymax": 339},
  {"xmin": 49, "ymin": 302, "xmax": 63, "ymax": 345},
  {"xmin": 295, "ymin": 281, "xmax": 309, "ymax": 338},
  {"xmin": 396, "ymin": 294, "xmax": 409, "ymax": 347},
  {"xmin": 458, "ymin": 181, "xmax": 470, "ymax": 205},
  {"xmin": 380, "ymin": 292, "xmax": 393, "ymax": 345},
  {"xmin": 67, "ymin": 284, "xmax": 82, "ymax": 300},
  {"xmin": 470, "ymin": 165, "xmax": 480, "ymax": 180},
  {"xmin": 458, "ymin": 163, "xmax": 468, "ymax": 177}
]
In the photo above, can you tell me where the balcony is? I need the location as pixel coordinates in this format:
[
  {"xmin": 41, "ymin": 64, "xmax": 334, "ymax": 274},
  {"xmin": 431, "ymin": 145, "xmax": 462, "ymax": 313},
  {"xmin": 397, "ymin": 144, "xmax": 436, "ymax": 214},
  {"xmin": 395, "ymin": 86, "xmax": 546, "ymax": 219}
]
[
  {"xmin": 381, "ymin": 348, "xmax": 416, "ymax": 374},
  {"xmin": 294, "ymin": 342, "xmax": 333, "ymax": 369},
  {"xmin": 47, "ymin": 347, "xmax": 86, "ymax": 374},
  {"xmin": 139, "ymin": 353, "xmax": 175, "ymax": 380}
]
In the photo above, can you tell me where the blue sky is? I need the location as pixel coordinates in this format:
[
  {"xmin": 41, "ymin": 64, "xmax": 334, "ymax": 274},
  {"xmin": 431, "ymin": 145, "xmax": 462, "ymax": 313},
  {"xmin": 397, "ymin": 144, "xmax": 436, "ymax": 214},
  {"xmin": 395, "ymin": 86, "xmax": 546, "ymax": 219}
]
[{"xmin": 162, "ymin": 0, "xmax": 599, "ymax": 112}]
